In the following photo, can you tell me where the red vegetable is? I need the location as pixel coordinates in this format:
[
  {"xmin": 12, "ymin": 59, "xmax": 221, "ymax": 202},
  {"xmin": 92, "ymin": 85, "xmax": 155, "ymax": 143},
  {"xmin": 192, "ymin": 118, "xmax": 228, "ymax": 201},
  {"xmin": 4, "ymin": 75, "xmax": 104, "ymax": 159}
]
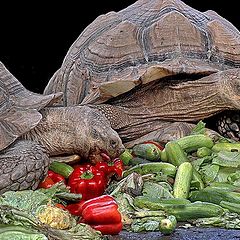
[
  {"xmin": 91, "ymin": 222, "xmax": 123, "ymax": 235},
  {"xmin": 38, "ymin": 176, "xmax": 55, "ymax": 189},
  {"xmin": 82, "ymin": 204, "xmax": 121, "ymax": 224},
  {"xmin": 80, "ymin": 195, "xmax": 116, "ymax": 214},
  {"xmin": 47, "ymin": 170, "xmax": 66, "ymax": 184},
  {"xmin": 95, "ymin": 158, "xmax": 124, "ymax": 178},
  {"xmin": 55, "ymin": 203, "xmax": 66, "ymax": 210},
  {"xmin": 78, "ymin": 195, "xmax": 122, "ymax": 235},
  {"xmin": 108, "ymin": 158, "xmax": 123, "ymax": 177},
  {"xmin": 68, "ymin": 165, "xmax": 106, "ymax": 200},
  {"xmin": 66, "ymin": 201, "xmax": 84, "ymax": 216}
]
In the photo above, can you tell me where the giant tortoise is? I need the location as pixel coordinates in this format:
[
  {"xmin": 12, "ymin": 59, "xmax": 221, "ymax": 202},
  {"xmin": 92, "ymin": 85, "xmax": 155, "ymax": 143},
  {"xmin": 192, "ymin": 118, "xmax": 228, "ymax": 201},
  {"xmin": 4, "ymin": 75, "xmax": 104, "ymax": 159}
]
[
  {"xmin": 0, "ymin": 62, "xmax": 124, "ymax": 194},
  {"xmin": 44, "ymin": 0, "xmax": 240, "ymax": 146}
]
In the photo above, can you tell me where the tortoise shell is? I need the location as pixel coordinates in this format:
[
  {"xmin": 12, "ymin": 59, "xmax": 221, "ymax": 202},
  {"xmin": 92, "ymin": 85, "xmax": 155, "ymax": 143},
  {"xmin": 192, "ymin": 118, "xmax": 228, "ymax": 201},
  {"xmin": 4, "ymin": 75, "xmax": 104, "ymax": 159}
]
[
  {"xmin": 0, "ymin": 62, "xmax": 62, "ymax": 151},
  {"xmin": 44, "ymin": 0, "xmax": 240, "ymax": 106}
]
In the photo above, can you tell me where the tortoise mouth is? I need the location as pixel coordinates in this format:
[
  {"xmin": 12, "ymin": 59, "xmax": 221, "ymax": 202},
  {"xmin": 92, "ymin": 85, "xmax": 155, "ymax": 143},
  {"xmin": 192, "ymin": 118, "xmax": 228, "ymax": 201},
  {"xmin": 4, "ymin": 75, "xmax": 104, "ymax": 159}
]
[
  {"xmin": 88, "ymin": 147, "xmax": 112, "ymax": 164},
  {"xmin": 216, "ymin": 110, "xmax": 240, "ymax": 141}
]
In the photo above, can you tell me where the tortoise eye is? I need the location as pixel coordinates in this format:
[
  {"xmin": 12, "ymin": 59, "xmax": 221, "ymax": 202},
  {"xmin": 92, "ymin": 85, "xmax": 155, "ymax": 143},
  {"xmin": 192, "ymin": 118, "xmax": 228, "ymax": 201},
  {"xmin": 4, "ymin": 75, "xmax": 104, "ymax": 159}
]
[{"xmin": 110, "ymin": 139, "xmax": 118, "ymax": 148}]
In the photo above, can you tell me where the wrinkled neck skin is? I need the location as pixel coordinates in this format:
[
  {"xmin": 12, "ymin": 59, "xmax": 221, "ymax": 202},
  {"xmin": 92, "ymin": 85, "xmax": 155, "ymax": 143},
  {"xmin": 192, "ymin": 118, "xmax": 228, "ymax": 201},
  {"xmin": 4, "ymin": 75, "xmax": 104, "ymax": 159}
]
[{"xmin": 22, "ymin": 106, "xmax": 91, "ymax": 157}]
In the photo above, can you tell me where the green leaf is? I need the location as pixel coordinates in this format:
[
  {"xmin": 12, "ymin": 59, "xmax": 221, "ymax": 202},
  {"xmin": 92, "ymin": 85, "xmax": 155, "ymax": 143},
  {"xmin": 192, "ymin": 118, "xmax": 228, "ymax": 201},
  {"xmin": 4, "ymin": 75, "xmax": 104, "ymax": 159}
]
[
  {"xmin": 215, "ymin": 167, "xmax": 237, "ymax": 183},
  {"xmin": 212, "ymin": 151, "xmax": 240, "ymax": 168},
  {"xmin": 142, "ymin": 182, "xmax": 173, "ymax": 199},
  {"xmin": 0, "ymin": 224, "xmax": 47, "ymax": 240},
  {"xmin": 190, "ymin": 121, "xmax": 206, "ymax": 135},
  {"xmin": 0, "ymin": 190, "xmax": 49, "ymax": 214},
  {"xmin": 200, "ymin": 164, "xmax": 219, "ymax": 184}
]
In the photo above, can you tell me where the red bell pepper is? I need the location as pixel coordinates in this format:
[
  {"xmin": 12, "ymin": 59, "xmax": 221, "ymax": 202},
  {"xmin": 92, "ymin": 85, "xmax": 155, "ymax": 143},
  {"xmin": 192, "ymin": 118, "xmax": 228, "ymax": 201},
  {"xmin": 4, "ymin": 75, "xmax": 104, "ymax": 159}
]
[
  {"xmin": 95, "ymin": 158, "xmax": 124, "ymax": 178},
  {"xmin": 65, "ymin": 201, "xmax": 85, "ymax": 216},
  {"xmin": 90, "ymin": 222, "xmax": 123, "ymax": 235},
  {"xmin": 38, "ymin": 170, "xmax": 66, "ymax": 189},
  {"xmin": 68, "ymin": 165, "xmax": 106, "ymax": 200},
  {"xmin": 78, "ymin": 195, "xmax": 122, "ymax": 235},
  {"xmin": 67, "ymin": 195, "xmax": 116, "ymax": 216},
  {"xmin": 38, "ymin": 176, "xmax": 55, "ymax": 189},
  {"xmin": 47, "ymin": 170, "xmax": 66, "ymax": 184},
  {"xmin": 82, "ymin": 204, "xmax": 121, "ymax": 224}
]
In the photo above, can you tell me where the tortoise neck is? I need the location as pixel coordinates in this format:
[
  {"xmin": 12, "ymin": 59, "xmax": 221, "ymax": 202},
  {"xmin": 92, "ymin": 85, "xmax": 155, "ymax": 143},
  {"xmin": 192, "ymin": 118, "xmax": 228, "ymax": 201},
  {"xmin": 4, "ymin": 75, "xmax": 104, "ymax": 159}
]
[{"xmin": 91, "ymin": 104, "xmax": 132, "ymax": 130}]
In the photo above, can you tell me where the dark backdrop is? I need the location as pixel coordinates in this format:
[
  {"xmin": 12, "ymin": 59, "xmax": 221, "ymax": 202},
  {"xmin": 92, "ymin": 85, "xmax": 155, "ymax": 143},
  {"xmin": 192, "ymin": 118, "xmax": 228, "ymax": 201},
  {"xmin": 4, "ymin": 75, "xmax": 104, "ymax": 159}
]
[{"xmin": 1, "ymin": 1, "xmax": 237, "ymax": 93}]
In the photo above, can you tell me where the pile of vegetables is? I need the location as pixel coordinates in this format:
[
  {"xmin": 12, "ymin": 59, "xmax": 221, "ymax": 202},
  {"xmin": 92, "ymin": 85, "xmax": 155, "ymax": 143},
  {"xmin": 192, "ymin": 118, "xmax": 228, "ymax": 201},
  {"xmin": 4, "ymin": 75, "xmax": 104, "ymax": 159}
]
[
  {"xmin": 111, "ymin": 122, "xmax": 240, "ymax": 234},
  {"xmin": 3, "ymin": 121, "xmax": 240, "ymax": 238}
]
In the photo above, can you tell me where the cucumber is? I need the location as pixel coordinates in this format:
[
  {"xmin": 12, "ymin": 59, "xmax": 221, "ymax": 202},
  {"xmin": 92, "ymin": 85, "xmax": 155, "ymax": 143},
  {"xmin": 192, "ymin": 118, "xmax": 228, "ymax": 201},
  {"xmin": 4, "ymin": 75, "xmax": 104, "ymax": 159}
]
[
  {"xmin": 164, "ymin": 141, "xmax": 204, "ymax": 189},
  {"xmin": 212, "ymin": 143, "xmax": 240, "ymax": 152},
  {"xmin": 196, "ymin": 147, "xmax": 212, "ymax": 158},
  {"xmin": 49, "ymin": 161, "xmax": 74, "ymax": 178},
  {"xmin": 160, "ymin": 149, "xmax": 168, "ymax": 162},
  {"xmin": 123, "ymin": 162, "xmax": 177, "ymax": 178},
  {"xmin": 189, "ymin": 188, "xmax": 240, "ymax": 205},
  {"xmin": 166, "ymin": 201, "xmax": 225, "ymax": 221},
  {"xmin": 119, "ymin": 149, "xmax": 133, "ymax": 165},
  {"xmin": 132, "ymin": 143, "xmax": 161, "ymax": 161},
  {"xmin": 220, "ymin": 201, "xmax": 240, "ymax": 214},
  {"xmin": 173, "ymin": 162, "xmax": 193, "ymax": 199},
  {"xmin": 175, "ymin": 134, "xmax": 214, "ymax": 152},
  {"xmin": 165, "ymin": 141, "xmax": 189, "ymax": 166},
  {"xmin": 159, "ymin": 215, "xmax": 177, "ymax": 235},
  {"xmin": 129, "ymin": 157, "xmax": 152, "ymax": 166},
  {"xmin": 134, "ymin": 196, "xmax": 191, "ymax": 210}
]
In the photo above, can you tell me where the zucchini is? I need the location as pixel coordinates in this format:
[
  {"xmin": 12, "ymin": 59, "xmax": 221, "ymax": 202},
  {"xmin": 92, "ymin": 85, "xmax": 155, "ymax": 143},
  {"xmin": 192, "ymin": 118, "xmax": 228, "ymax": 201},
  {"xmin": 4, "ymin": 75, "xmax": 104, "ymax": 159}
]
[
  {"xmin": 165, "ymin": 141, "xmax": 188, "ymax": 166},
  {"xmin": 132, "ymin": 143, "xmax": 161, "ymax": 161},
  {"xmin": 175, "ymin": 134, "xmax": 214, "ymax": 152},
  {"xmin": 123, "ymin": 162, "xmax": 177, "ymax": 178},
  {"xmin": 212, "ymin": 142, "xmax": 240, "ymax": 152},
  {"xmin": 166, "ymin": 201, "xmax": 225, "ymax": 221},
  {"xmin": 49, "ymin": 161, "xmax": 74, "ymax": 178},
  {"xmin": 159, "ymin": 215, "xmax": 177, "ymax": 235},
  {"xmin": 134, "ymin": 196, "xmax": 191, "ymax": 210},
  {"xmin": 173, "ymin": 162, "xmax": 193, "ymax": 199}
]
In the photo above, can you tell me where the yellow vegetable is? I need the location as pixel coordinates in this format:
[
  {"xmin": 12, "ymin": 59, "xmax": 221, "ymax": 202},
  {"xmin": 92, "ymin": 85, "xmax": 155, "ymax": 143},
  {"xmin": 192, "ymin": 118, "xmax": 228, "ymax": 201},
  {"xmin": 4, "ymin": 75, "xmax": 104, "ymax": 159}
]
[{"xmin": 36, "ymin": 204, "xmax": 74, "ymax": 229}]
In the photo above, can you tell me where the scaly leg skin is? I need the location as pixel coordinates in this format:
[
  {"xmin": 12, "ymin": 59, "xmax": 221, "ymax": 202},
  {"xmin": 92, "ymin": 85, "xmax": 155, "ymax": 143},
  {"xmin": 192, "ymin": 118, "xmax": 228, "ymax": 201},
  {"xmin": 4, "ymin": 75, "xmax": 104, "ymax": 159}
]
[
  {"xmin": 124, "ymin": 122, "xmax": 221, "ymax": 148},
  {"xmin": 0, "ymin": 140, "xmax": 50, "ymax": 194}
]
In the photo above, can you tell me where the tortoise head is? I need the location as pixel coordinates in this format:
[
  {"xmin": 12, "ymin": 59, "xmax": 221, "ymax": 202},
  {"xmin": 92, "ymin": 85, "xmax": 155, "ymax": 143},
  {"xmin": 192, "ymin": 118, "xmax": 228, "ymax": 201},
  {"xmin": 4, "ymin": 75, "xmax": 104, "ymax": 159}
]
[{"xmin": 75, "ymin": 106, "xmax": 125, "ymax": 163}]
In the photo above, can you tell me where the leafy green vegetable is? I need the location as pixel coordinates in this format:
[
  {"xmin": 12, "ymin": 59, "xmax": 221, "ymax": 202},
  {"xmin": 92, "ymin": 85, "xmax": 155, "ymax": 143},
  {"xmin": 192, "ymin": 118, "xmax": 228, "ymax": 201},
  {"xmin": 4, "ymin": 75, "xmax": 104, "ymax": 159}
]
[
  {"xmin": 212, "ymin": 151, "xmax": 240, "ymax": 168},
  {"xmin": 199, "ymin": 164, "xmax": 219, "ymax": 184},
  {"xmin": 0, "ymin": 224, "xmax": 47, "ymax": 240},
  {"xmin": 0, "ymin": 190, "xmax": 49, "ymax": 214},
  {"xmin": 190, "ymin": 121, "xmax": 206, "ymax": 135},
  {"xmin": 215, "ymin": 167, "xmax": 237, "ymax": 183},
  {"xmin": 192, "ymin": 212, "xmax": 240, "ymax": 229},
  {"xmin": 142, "ymin": 182, "xmax": 173, "ymax": 199},
  {"xmin": 131, "ymin": 217, "xmax": 162, "ymax": 232},
  {"xmin": 0, "ymin": 205, "xmax": 103, "ymax": 240}
]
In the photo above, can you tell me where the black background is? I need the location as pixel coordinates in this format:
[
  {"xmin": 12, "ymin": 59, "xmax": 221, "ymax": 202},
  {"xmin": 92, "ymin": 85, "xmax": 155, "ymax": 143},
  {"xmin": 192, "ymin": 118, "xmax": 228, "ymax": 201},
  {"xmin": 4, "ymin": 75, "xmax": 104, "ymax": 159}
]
[{"xmin": 1, "ymin": 1, "xmax": 237, "ymax": 93}]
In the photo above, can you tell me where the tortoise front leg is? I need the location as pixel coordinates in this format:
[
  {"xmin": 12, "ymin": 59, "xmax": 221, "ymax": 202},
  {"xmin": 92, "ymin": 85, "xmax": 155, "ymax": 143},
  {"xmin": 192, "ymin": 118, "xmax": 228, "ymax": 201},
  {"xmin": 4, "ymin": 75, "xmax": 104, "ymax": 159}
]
[{"xmin": 0, "ymin": 140, "xmax": 50, "ymax": 194}]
